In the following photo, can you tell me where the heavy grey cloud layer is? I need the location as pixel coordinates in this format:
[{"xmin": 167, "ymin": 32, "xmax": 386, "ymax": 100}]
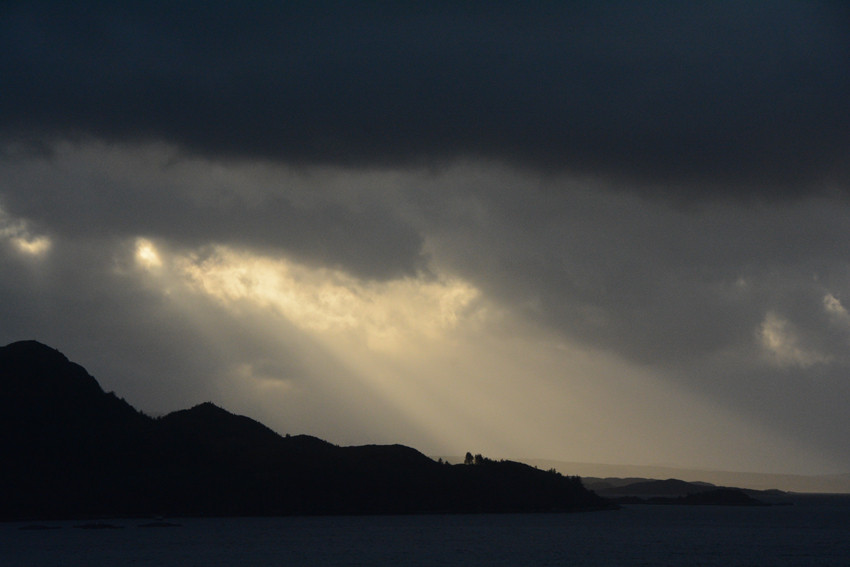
[
  {"xmin": 2, "ymin": 3, "xmax": 850, "ymax": 474},
  {"xmin": 3, "ymin": 1, "xmax": 848, "ymax": 194},
  {"xmin": 0, "ymin": 144, "xmax": 427, "ymax": 279}
]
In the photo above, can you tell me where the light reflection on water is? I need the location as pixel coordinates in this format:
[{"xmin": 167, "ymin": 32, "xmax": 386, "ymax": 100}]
[{"xmin": 4, "ymin": 496, "xmax": 850, "ymax": 567}]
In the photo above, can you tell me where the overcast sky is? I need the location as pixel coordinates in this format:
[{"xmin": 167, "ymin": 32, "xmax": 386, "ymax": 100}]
[{"xmin": 2, "ymin": 1, "xmax": 850, "ymax": 475}]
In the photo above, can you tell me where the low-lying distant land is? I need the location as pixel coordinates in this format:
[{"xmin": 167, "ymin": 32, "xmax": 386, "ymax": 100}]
[
  {"xmin": 2, "ymin": 340, "xmax": 840, "ymax": 522},
  {"xmin": 518, "ymin": 459, "xmax": 850, "ymax": 495}
]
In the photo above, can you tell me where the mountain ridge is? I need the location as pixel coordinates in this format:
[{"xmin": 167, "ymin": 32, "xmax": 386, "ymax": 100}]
[{"xmin": 0, "ymin": 340, "xmax": 611, "ymax": 520}]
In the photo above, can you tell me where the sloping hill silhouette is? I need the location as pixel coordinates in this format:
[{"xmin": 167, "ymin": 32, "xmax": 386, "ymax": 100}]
[{"xmin": 0, "ymin": 340, "xmax": 612, "ymax": 520}]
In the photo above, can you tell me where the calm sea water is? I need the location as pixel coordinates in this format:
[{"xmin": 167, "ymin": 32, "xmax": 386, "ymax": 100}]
[{"xmin": 5, "ymin": 495, "xmax": 850, "ymax": 566}]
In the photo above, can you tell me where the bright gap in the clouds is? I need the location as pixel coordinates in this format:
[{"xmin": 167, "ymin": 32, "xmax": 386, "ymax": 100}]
[
  {"xmin": 0, "ymin": 207, "xmax": 51, "ymax": 257},
  {"xmin": 134, "ymin": 238, "xmax": 162, "ymax": 269},
  {"xmin": 757, "ymin": 293, "xmax": 850, "ymax": 369},
  {"xmin": 758, "ymin": 312, "xmax": 827, "ymax": 368},
  {"xmin": 170, "ymin": 245, "xmax": 482, "ymax": 353}
]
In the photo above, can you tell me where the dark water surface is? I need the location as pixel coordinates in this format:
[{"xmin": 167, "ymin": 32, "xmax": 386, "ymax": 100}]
[{"xmin": 5, "ymin": 495, "xmax": 850, "ymax": 566}]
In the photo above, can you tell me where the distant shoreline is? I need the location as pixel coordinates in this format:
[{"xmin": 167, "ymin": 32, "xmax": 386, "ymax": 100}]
[{"xmin": 499, "ymin": 459, "xmax": 850, "ymax": 494}]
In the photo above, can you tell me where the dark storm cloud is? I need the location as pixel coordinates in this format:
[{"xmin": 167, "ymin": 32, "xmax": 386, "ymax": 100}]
[{"xmin": 2, "ymin": 1, "xmax": 848, "ymax": 196}]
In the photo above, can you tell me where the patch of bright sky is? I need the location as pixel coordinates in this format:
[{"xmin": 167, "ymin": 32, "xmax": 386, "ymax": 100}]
[
  {"xmin": 0, "ymin": 206, "xmax": 51, "ymax": 257},
  {"xmin": 170, "ymin": 245, "xmax": 481, "ymax": 354},
  {"xmin": 759, "ymin": 311, "xmax": 831, "ymax": 368},
  {"xmin": 134, "ymin": 238, "xmax": 162, "ymax": 269},
  {"xmin": 824, "ymin": 293, "xmax": 847, "ymax": 317}
]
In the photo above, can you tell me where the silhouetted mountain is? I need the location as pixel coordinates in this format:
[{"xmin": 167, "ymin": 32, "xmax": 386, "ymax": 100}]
[
  {"xmin": 0, "ymin": 341, "xmax": 613, "ymax": 520},
  {"xmin": 0, "ymin": 341, "xmax": 156, "ymax": 519}
]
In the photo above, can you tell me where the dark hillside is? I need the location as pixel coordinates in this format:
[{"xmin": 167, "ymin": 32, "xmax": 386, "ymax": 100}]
[
  {"xmin": 0, "ymin": 341, "xmax": 613, "ymax": 519},
  {"xmin": 0, "ymin": 341, "xmax": 155, "ymax": 518},
  {"xmin": 448, "ymin": 456, "xmax": 601, "ymax": 513}
]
